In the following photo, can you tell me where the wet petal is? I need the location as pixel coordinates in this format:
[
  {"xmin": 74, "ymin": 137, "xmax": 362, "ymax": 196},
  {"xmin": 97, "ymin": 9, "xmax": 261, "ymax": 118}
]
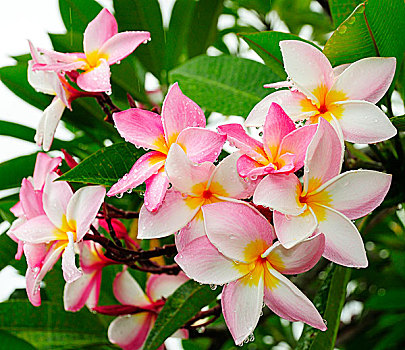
[
  {"xmin": 113, "ymin": 269, "xmax": 150, "ymax": 307},
  {"xmin": 76, "ymin": 59, "xmax": 111, "ymax": 92},
  {"xmin": 144, "ymin": 170, "xmax": 169, "ymax": 212},
  {"xmin": 146, "ymin": 273, "xmax": 189, "ymax": 302}
]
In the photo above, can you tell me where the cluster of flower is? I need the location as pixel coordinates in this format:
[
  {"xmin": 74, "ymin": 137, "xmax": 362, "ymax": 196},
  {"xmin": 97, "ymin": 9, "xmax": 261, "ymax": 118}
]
[{"xmin": 8, "ymin": 7, "xmax": 397, "ymax": 349}]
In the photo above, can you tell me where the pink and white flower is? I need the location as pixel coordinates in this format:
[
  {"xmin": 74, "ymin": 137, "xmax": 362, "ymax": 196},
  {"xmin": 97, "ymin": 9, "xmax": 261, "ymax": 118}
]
[
  {"xmin": 107, "ymin": 83, "xmax": 226, "ymax": 212},
  {"xmin": 64, "ymin": 240, "xmax": 116, "ymax": 311},
  {"xmin": 176, "ymin": 201, "xmax": 326, "ymax": 345},
  {"xmin": 12, "ymin": 174, "xmax": 105, "ymax": 306},
  {"xmin": 28, "ymin": 42, "xmax": 90, "ymax": 151},
  {"xmin": 253, "ymin": 118, "xmax": 392, "ymax": 267},
  {"xmin": 246, "ymin": 40, "xmax": 397, "ymax": 144},
  {"xmin": 104, "ymin": 269, "xmax": 188, "ymax": 350},
  {"xmin": 218, "ymin": 103, "xmax": 316, "ymax": 178},
  {"xmin": 137, "ymin": 143, "xmax": 256, "ymax": 250},
  {"xmin": 32, "ymin": 8, "xmax": 150, "ymax": 93}
]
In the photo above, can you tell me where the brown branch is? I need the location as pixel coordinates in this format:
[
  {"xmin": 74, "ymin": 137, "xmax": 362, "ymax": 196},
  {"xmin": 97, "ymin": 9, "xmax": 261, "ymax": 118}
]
[
  {"xmin": 131, "ymin": 263, "xmax": 181, "ymax": 275},
  {"xmin": 95, "ymin": 92, "xmax": 122, "ymax": 124},
  {"xmin": 102, "ymin": 203, "xmax": 139, "ymax": 219},
  {"xmin": 184, "ymin": 303, "xmax": 222, "ymax": 329},
  {"xmin": 103, "ymin": 202, "xmax": 122, "ymax": 247}
]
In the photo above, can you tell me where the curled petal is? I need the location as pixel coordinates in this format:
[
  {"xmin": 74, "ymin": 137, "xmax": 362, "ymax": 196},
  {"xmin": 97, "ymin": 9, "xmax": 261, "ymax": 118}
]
[
  {"xmin": 32, "ymin": 153, "xmax": 62, "ymax": 190},
  {"xmin": 113, "ymin": 269, "xmax": 150, "ymax": 307},
  {"xmin": 144, "ymin": 170, "xmax": 169, "ymax": 212},
  {"xmin": 62, "ymin": 232, "xmax": 82, "ymax": 283},
  {"xmin": 76, "ymin": 59, "xmax": 111, "ymax": 92},
  {"xmin": 175, "ymin": 214, "xmax": 206, "ymax": 252},
  {"xmin": 64, "ymin": 271, "xmax": 100, "ymax": 311},
  {"xmin": 146, "ymin": 273, "xmax": 189, "ymax": 302}
]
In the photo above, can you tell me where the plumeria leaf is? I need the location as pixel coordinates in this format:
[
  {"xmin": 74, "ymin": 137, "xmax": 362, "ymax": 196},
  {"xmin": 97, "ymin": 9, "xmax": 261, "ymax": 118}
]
[
  {"xmin": 297, "ymin": 264, "xmax": 351, "ymax": 350},
  {"xmin": 324, "ymin": 0, "xmax": 405, "ymax": 87},
  {"xmin": 0, "ymin": 153, "xmax": 38, "ymax": 191},
  {"xmin": 239, "ymin": 31, "xmax": 320, "ymax": 79},
  {"xmin": 366, "ymin": 289, "xmax": 405, "ymax": 310},
  {"xmin": 187, "ymin": 0, "xmax": 224, "ymax": 59},
  {"xmin": 114, "ymin": 0, "xmax": 165, "ymax": 81},
  {"xmin": 0, "ymin": 234, "xmax": 18, "ymax": 270},
  {"xmin": 165, "ymin": 0, "xmax": 198, "ymax": 71},
  {"xmin": 0, "ymin": 63, "xmax": 52, "ymax": 110},
  {"xmin": 328, "ymin": 0, "xmax": 363, "ymax": 28},
  {"xmin": 0, "ymin": 300, "xmax": 110, "ymax": 349},
  {"xmin": 169, "ymin": 55, "xmax": 279, "ymax": 117},
  {"xmin": 58, "ymin": 142, "xmax": 145, "ymax": 187},
  {"xmin": 143, "ymin": 280, "xmax": 221, "ymax": 350},
  {"xmin": 59, "ymin": 0, "xmax": 103, "ymax": 34},
  {"xmin": 391, "ymin": 115, "xmax": 405, "ymax": 131},
  {"xmin": 0, "ymin": 330, "xmax": 37, "ymax": 350}
]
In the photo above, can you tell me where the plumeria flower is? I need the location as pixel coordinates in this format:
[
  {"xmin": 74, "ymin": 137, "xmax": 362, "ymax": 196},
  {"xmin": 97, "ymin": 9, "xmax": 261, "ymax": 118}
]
[
  {"xmin": 176, "ymin": 201, "xmax": 326, "ymax": 345},
  {"xmin": 64, "ymin": 240, "xmax": 116, "ymax": 312},
  {"xmin": 246, "ymin": 40, "xmax": 397, "ymax": 144},
  {"xmin": 254, "ymin": 118, "xmax": 392, "ymax": 267},
  {"xmin": 218, "ymin": 103, "xmax": 316, "ymax": 178},
  {"xmin": 28, "ymin": 42, "xmax": 90, "ymax": 151},
  {"xmin": 8, "ymin": 153, "xmax": 61, "ymax": 260},
  {"xmin": 32, "ymin": 8, "xmax": 150, "ymax": 93},
  {"xmin": 12, "ymin": 173, "xmax": 106, "ymax": 306},
  {"xmin": 107, "ymin": 83, "xmax": 226, "ymax": 212},
  {"xmin": 103, "ymin": 269, "xmax": 188, "ymax": 350},
  {"xmin": 138, "ymin": 144, "xmax": 256, "ymax": 250}
]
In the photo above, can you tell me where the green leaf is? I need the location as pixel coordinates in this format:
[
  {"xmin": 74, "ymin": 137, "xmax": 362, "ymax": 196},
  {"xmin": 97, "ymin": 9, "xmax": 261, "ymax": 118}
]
[
  {"xmin": 59, "ymin": 0, "xmax": 102, "ymax": 32},
  {"xmin": 165, "ymin": 0, "xmax": 198, "ymax": 71},
  {"xmin": 324, "ymin": 0, "xmax": 405, "ymax": 85},
  {"xmin": 0, "ymin": 300, "xmax": 109, "ymax": 349},
  {"xmin": 58, "ymin": 142, "xmax": 144, "ymax": 186},
  {"xmin": 390, "ymin": 115, "xmax": 405, "ymax": 131},
  {"xmin": 297, "ymin": 264, "xmax": 351, "ymax": 350},
  {"xmin": 0, "ymin": 330, "xmax": 37, "ymax": 350},
  {"xmin": 0, "ymin": 233, "xmax": 18, "ymax": 271},
  {"xmin": 114, "ymin": 0, "xmax": 165, "ymax": 81},
  {"xmin": 328, "ymin": 0, "xmax": 363, "ymax": 28},
  {"xmin": 0, "ymin": 64, "xmax": 52, "ymax": 110},
  {"xmin": 187, "ymin": 0, "xmax": 224, "ymax": 59},
  {"xmin": 144, "ymin": 280, "xmax": 221, "ymax": 350},
  {"xmin": 169, "ymin": 55, "xmax": 279, "ymax": 117},
  {"xmin": 0, "ymin": 153, "xmax": 37, "ymax": 191},
  {"xmin": 239, "ymin": 31, "xmax": 321, "ymax": 79},
  {"xmin": 366, "ymin": 289, "xmax": 405, "ymax": 310}
]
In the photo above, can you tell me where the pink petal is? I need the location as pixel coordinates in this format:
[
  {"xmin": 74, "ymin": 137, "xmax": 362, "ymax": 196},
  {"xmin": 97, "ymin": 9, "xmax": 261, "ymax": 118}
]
[
  {"xmin": 10, "ymin": 201, "xmax": 23, "ymax": 217},
  {"xmin": 330, "ymin": 57, "xmax": 396, "ymax": 103},
  {"xmin": 146, "ymin": 273, "xmax": 189, "ymax": 302},
  {"xmin": 84, "ymin": 8, "xmax": 118, "ymax": 56},
  {"xmin": 217, "ymin": 123, "xmax": 267, "ymax": 164},
  {"xmin": 262, "ymin": 103, "xmax": 296, "ymax": 160},
  {"xmin": 210, "ymin": 152, "xmax": 257, "ymax": 199},
  {"xmin": 113, "ymin": 270, "xmax": 150, "ymax": 307},
  {"xmin": 162, "ymin": 83, "xmax": 206, "ymax": 146},
  {"xmin": 99, "ymin": 31, "xmax": 150, "ymax": 65},
  {"xmin": 265, "ymin": 234, "xmax": 325, "ymax": 275},
  {"xmin": 113, "ymin": 108, "xmax": 167, "ymax": 153},
  {"xmin": 165, "ymin": 144, "xmax": 215, "ymax": 196},
  {"xmin": 245, "ymin": 90, "xmax": 314, "ymax": 127},
  {"xmin": 237, "ymin": 155, "xmax": 275, "ymax": 178},
  {"xmin": 76, "ymin": 59, "xmax": 111, "ymax": 92},
  {"xmin": 202, "ymin": 202, "xmax": 275, "ymax": 263},
  {"xmin": 253, "ymin": 173, "xmax": 305, "ymax": 215},
  {"xmin": 175, "ymin": 215, "xmax": 206, "ymax": 252},
  {"xmin": 278, "ymin": 124, "xmax": 317, "ymax": 171},
  {"xmin": 79, "ymin": 241, "xmax": 107, "ymax": 272},
  {"xmin": 333, "ymin": 63, "xmax": 351, "ymax": 77},
  {"xmin": 20, "ymin": 179, "xmax": 44, "ymax": 219},
  {"xmin": 273, "ymin": 208, "xmax": 318, "ymax": 249},
  {"xmin": 36, "ymin": 98, "xmax": 66, "ymax": 152},
  {"xmin": 310, "ymin": 170, "xmax": 392, "ymax": 220},
  {"xmin": 24, "ymin": 243, "xmax": 48, "ymax": 268},
  {"xmin": 25, "ymin": 242, "xmax": 65, "ymax": 307},
  {"xmin": 66, "ymin": 185, "xmax": 106, "ymax": 241},
  {"xmin": 33, "ymin": 153, "xmax": 62, "ymax": 190},
  {"xmin": 138, "ymin": 190, "xmax": 202, "ymax": 239},
  {"xmin": 108, "ymin": 312, "xmax": 154, "ymax": 350},
  {"xmin": 303, "ymin": 118, "xmax": 343, "ymax": 195},
  {"xmin": 13, "ymin": 215, "xmax": 59, "ymax": 244},
  {"xmin": 176, "ymin": 127, "xmax": 226, "ymax": 163},
  {"xmin": 264, "ymin": 268, "xmax": 326, "ymax": 330},
  {"xmin": 222, "ymin": 273, "xmax": 264, "ymax": 345},
  {"xmin": 32, "ymin": 60, "xmax": 86, "ymax": 73},
  {"xmin": 313, "ymin": 204, "xmax": 368, "ymax": 268},
  {"xmin": 43, "ymin": 173, "xmax": 73, "ymax": 229},
  {"xmin": 144, "ymin": 170, "xmax": 169, "ymax": 212},
  {"xmin": 280, "ymin": 40, "xmax": 333, "ymax": 102},
  {"xmin": 335, "ymin": 101, "xmax": 397, "ymax": 143},
  {"xmin": 107, "ymin": 151, "xmax": 166, "ymax": 197},
  {"xmin": 64, "ymin": 271, "xmax": 100, "ymax": 311},
  {"xmin": 175, "ymin": 236, "xmax": 246, "ymax": 285}
]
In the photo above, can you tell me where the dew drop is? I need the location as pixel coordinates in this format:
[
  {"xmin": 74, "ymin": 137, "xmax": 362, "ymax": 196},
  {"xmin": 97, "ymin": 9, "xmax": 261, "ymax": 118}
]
[
  {"xmin": 105, "ymin": 89, "xmax": 112, "ymax": 96},
  {"xmin": 210, "ymin": 284, "xmax": 217, "ymax": 290},
  {"xmin": 126, "ymin": 188, "xmax": 133, "ymax": 194},
  {"xmin": 249, "ymin": 333, "xmax": 255, "ymax": 342},
  {"xmin": 115, "ymin": 193, "xmax": 123, "ymax": 199},
  {"xmin": 197, "ymin": 326, "xmax": 206, "ymax": 334}
]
